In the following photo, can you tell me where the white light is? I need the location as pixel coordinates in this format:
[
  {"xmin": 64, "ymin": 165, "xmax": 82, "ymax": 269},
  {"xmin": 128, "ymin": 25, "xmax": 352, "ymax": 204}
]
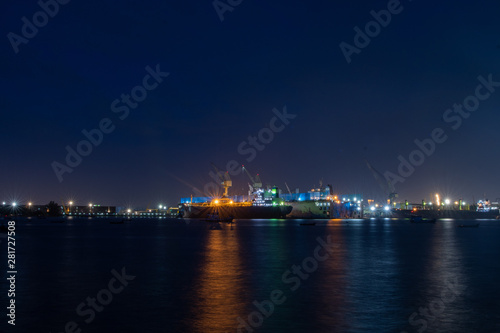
[
  {"xmin": 12, "ymin": 202, "xmax": 17, "ymax": 207},
  {"xmin": 370, "ymin": 206, "xmax": 375, "ymax": 211},
  {"xmin": 354, "ymin": 197, "xmax": 357, "ymax": 201},
  {"xmin": 357, "ymin": 207, "xmax": 361, "ymax": 211},
  {"xmin": 445, "ymin": 199, "xmax": 451, "ymax": 205},
  {"xmin": 384, "ymin": 206, "xmax": 390, "ymax": 211},
  {"xmin": 2, "ymin": 202, "xmax": 5, "ymax": 205}
]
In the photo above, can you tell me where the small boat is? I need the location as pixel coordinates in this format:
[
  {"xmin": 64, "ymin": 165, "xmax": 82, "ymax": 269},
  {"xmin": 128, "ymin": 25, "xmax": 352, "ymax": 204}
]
[
  {"xmin": 299, "ymin": 222, "xmax": 316, "ymax": 226},
  {"xmin": 458, "ymin": 223, "xmax": 479, "ymax": 228}
]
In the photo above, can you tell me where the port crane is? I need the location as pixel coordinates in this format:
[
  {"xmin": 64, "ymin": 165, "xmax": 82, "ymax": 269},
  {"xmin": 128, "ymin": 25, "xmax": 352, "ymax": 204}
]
[
  {"xmin": 211, "ymin": 163, "xmax": 232, "ymax": 197},
  {"xmin": 241, "ymin": 165, "xmax": 262, "ymax": 193},
  {"xmin": 366, "ymin": 161, "xmax": 398, "ymax": 204}
]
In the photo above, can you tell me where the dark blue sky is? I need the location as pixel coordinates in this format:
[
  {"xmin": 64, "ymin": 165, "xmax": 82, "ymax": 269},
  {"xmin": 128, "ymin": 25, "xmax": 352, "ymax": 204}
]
[{"xmin": 1, "ymin": 0, "xmax": 500, "ymax": 208}]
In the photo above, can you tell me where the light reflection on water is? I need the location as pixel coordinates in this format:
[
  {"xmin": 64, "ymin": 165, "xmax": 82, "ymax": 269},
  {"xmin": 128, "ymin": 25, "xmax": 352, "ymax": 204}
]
[{"xmin": 2, "ymin": 218, "xmax": 500, "ymax": 332}]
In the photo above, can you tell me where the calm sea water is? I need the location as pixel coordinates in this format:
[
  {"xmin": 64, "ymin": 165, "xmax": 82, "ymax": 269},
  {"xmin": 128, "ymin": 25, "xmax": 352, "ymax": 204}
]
[{"xmin": 1, "ymin": 217, "xmax": 500, "ymax": 333}]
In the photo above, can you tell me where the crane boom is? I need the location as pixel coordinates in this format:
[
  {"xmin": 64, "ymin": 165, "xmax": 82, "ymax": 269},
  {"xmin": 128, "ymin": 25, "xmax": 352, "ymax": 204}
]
[
  {"xmin": 242, "ymin": 165, "xmax": 262, "ymax": 190},
  {"xmin": 366, "ymin": 160, "xmax": 398, "ymax": 204},
  {"xmin": 211, "ymin": 163, "xmax": 232, "ymax": 197}
]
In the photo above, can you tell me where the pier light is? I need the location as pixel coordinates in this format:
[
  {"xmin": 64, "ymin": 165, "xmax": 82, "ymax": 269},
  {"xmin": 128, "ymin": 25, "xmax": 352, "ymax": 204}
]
[
  {"xmin": 2, "ymin": 202, "xmax": 5, "ymax": 205},
  {"xmin": 384, "ymin": 206, "xmax": 390, "ymax": 211},
  {"xmin": 445, "ymin": 199, "xmax": 451, "ymax": 205},
  {"xmin": 370, "ymin": 206, "xmax": 375, "ymax": 211},
  {"xmin": 28, "ymin": 202, "xmax": 32, "ymax": 206},
  {"xmin": 69, "ymin": 201, "xmax": 73, "ymax": 206},
  {"xmin": 12, "ymin": 202, "xmax": 17, "ymax": 207}
]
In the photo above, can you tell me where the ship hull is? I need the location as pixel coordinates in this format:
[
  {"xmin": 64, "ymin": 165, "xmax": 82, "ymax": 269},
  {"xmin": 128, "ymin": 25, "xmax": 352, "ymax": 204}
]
[
  {"xmin": 392, "ymin": 209, "xmax": 500, "ymax": 220},
  {"xmin": 286, "ymin": 201, "xmax": 330, "ymax": 219},
  {"xmin": 180, "ymin": 204, "xmax": 292, "ymax": 219}
]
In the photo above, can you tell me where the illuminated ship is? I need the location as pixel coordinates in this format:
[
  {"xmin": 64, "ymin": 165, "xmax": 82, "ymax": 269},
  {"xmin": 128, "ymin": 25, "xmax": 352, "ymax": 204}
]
[
  {"xmin": 179, "ymin": 165, "xmax": 292, "ymax": 219},
  {"xmin": 179, "ymin": 196, "xmax": 292, "ymax": 219},
  {"xmin": 281, "ymin": 183, "xmax": 363, "ymax": 219}
]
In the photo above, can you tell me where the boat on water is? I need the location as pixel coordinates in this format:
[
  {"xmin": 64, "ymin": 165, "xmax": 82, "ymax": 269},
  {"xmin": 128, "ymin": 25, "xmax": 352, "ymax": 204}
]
[
  {"xmin": 180, "ymin": 197, "xmax": 292, "ymax": 219},
  {"xmin": 287, "ymin": 200, "xmax": 331, "ymax": 219}
]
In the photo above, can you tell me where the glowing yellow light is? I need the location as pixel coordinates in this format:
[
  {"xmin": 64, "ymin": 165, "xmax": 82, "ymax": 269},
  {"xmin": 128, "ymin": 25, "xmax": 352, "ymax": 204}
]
[
  {"xmin": 230, "ymin": 200, "xmax": 233, "ymax": 204},
  {"xmin": 214, "ymin": 200, "xmax": 219, "ymax": 204}
]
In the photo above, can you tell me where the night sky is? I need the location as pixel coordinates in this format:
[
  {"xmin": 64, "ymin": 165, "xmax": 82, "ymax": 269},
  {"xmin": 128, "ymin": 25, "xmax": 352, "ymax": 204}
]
[{"xmin": 1, "ymin": 0, "xmax": 500, "ymax": 208}]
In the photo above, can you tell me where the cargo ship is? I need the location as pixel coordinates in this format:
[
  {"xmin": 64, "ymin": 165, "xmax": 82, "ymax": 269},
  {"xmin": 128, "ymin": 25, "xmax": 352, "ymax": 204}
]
[
  {"xmin": 179, "ymin": 197, "xmax": 292, "ymax": 219},
  {"xmin": 177, "ymin": 165, "xmax": 292, "ymax": 219},
  {"xmin": 286, "ymin": 200, "xmax": 331, "ymax": 218}
]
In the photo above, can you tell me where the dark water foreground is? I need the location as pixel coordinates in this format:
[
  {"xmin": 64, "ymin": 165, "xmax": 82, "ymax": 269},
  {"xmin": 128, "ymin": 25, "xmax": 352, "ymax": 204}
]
[{"xmin": 1, "ymin": 217, "xmax": 500, "ymax": 333}]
